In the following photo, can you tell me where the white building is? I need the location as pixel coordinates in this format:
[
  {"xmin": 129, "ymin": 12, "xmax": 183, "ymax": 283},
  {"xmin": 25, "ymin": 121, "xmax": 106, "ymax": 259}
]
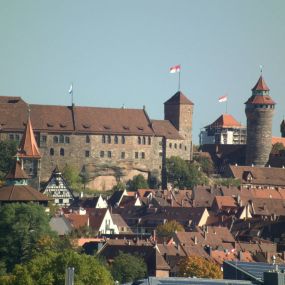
[{"xmin": 200, "ymin": 114, "xmax": 246, "ymax": 145}]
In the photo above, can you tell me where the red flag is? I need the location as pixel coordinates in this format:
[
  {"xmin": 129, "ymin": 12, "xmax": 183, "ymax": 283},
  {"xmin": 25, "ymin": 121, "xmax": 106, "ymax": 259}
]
[{"xmin": 169, "ymin": 65, "xmax": 181, "ymax": 73}]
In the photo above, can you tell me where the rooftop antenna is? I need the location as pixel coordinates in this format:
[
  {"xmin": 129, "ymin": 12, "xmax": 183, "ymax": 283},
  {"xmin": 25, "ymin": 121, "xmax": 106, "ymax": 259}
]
[{"xmin": 259, "ymin": 64, "xmax": 263, "ymax": 75}]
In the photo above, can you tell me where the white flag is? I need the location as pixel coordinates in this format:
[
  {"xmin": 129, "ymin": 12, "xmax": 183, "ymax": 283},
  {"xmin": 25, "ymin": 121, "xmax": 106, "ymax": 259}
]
[
  {"xmin": 68, "ymin": 84, "xmax": 73, "ymax": 95},
  {"xmin": 218, "ymin": 95, "xmax": 227, "ymax": 103}
]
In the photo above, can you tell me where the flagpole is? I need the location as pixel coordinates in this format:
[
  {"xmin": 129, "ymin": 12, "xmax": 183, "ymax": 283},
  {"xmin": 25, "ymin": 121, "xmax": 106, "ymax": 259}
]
[
  {"xmin": 178, "ymin": 68, "xmax": 181, "ymax": 91},
  {"xmin": 226, "ymin": 100, "xmax": 228, "ymax": 114}
]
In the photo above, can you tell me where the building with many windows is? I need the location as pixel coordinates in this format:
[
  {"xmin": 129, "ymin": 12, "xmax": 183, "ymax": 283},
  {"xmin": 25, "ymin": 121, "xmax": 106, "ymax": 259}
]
[
  {"xmin": 0, "ymin": 91, "xmax": 194, "ymax": 189},
  {"xmin": 199, "ymin": 113, "xmax": 246, "ymax": 145}
]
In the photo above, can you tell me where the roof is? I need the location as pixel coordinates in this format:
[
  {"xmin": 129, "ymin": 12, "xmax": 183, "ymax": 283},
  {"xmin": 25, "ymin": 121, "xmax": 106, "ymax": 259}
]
[
  {"xmin": 228, "ymin": 165, "xmax": 285, "ymax": 187},
  {"xmin": 64, "ymin": 213, "xmax": 89, "ymax": 229},
  {"xmin": 0, "ymin": 185, "xmax": 50, "ymax": 202},
  {"xmin": 17, "ymin": 116, "xmax": 41, "ymax": 158},
  {"xmin": 0, "ymin": 96, "xmax": 175, "ymax": 137},
  {"xmin": 111, "ymin": 213, "xmax": 129, "ymax": 228},
  {"xmin": 251, "ymin": 76, "xmax": 270, "ymax": 91},
  {"xmin": 164, "ymin": 91, "xmax": 194, "ymax": 105},
  {"xmin": 214, "ymin": 196, "xmax": 237, "ymax": 209},
  {"xmin": 151, "ymin": 120, "xmax": 182, "ymax": 139},
  {"xmin": 87, "ymin": 208, "xmax": 108, "ymax": 230},
  {"xmin": 49, "ymin": 216, "xmax": 72, "ymax": 235},
  {"xmin": 245, "ymin": 94, "xmax": 275, "ymax": 105},
  {"xmin": 272, "ymin": 137, "xmax": 285, "ymax": 146},
  {"xmin": 5, "ymin": 161, "xmax": 28, "ymax": 179},
  {"xmin": 206, "ymin": 114, "xmax": 243, "ymax": 129}
]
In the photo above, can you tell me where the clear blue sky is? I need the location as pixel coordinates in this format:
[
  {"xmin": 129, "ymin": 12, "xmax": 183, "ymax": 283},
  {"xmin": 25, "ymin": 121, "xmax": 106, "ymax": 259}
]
[{"xmin": 0, "ymin": 0, "xmax": 285, "ymax": 143}]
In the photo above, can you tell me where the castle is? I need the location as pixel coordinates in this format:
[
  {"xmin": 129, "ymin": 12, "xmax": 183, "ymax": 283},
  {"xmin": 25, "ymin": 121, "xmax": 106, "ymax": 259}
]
[{"xmin": 0, "ymin": 91, "xmax": 194, "ymax": 189}]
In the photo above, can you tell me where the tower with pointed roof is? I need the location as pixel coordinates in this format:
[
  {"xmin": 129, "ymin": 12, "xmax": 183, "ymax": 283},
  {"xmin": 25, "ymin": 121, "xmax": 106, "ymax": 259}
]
[
  {"xmin": 164, "ymin": 91, "xmax": 194, "ymax": 160},
  {"xmin": 281, "ymin": 120, "xmax": 285, "ymax": 138},
  {"xmin": 245, "ymin": 75, "xmax": 276, "ymax": 166},
  {"xmin": 17, "ymin": 115, "xmax": 41, "ymax": 188}
]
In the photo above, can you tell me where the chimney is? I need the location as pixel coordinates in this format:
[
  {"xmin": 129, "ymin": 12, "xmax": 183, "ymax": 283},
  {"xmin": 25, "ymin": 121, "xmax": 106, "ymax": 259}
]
[{"xmin": 194, "ymin": 236, "xmax": 198, "ymax": 245}]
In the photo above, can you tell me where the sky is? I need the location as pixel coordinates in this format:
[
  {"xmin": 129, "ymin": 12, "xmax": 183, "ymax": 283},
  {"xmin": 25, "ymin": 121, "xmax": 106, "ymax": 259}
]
[{"xmin": 0, "ymin": 0, "xmax": 285, "ymax": 144}]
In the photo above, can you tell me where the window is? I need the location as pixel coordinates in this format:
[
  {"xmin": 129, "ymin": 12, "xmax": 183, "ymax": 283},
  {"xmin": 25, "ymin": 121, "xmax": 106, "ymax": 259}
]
[
  {"xmin": 114, "ymin": 135, "xmax": 118, "ymax": 144},
  {"xmin": 185, "ymin": 146, "xmax": 187, "ymax": 151},
  {"xmin": 85, "ymin": 150, "xmax": 90, "ymax": 157},
  {"xmin": 86, "ymin": 135, "xmax": 90, "ymax": 143},
  {"xmin": 121, "ymin": 135, "xmax": 126, "ymax": 144},
  {"xmin": 135, "ymin": 152, "xmax": 139, "ymax": 159},
  {"xmin": 121, "ymin": 152, "xmax": 125, "ymax": 159},
  {"xmin": 107, "ymin": 151, "xmax": 112, "ymax": 158},
  {"xmin": 65, "ymin": 136, "xmax": 70, "ymax": 144},
  {"xmin": 50, "ymin": 148, "xmax": 54, "ymax": 156},
  {"xmin": 15, "ymin": 134, "xmax": 20, "ymax": 141},
  {"xmin": 59, "ymin": 135, "xmax": 64, "ymax": 143},
  {"xmin": 138, "ymin": 136, "xmax": 141, "ymax": 144},
  {"xmin": 59, "ymin": 199, "xmax": 63, "ymax": 204},
  {"xmin": 9, "ymin": 134, "xmax": 14, "ymax": 140},
  {"xmin": 60, "ymin": 148, "xmax": 65, "ymax": 156},
  {"xmin": 174, "ymin": 143, "xmax": 177, "ymax": 149},
  {"xmin": 148, "ymin": 137, "xmax": 151, "ymax": 145},
  {"xmin": 159, "ymin": 151, "xmax": 163, "ymax": 157},
  {"xmin": 41, "ymin": 135, "xmax": 47, "ymax": 143},
  {"xmin": 142, "ymin": 136, "xmax": 146, "ymax": 145},
  {"xmin": 169, "ymin": 143, "xmax": 172, "ymax": 148},
  {"xmin": 179, "ymin": 143, "xmax": 182, "ymax": 149},
  {"xmin": 102, "ymin": 135, "xmax": 106, "ymax": 144},
  {"xmin": 53, "ymin": 136, "xmax": 58, "ymax": 143},
  {"xmin": 107, "ymin": 135, "xmax": 111, "ymax": 144},
  {"xmin": 100, "ymin": 151, "xmax": 104, "ymax": 157},
  {"xmin": 141, "ymin": 152, "xmax": 145, "ymax": 159}
]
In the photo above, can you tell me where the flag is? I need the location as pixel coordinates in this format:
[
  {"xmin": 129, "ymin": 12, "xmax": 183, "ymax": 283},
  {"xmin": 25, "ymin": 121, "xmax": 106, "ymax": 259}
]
[
  {"xmin": 169, "ymin": 65, "xmax": 181, "ymax": 73},
  {"xmin": 218, "ymin": 95, "xmax": 227, "ymax": 103},
  {"xmin": 68, "ymin": 84, "xmax": 73, "ymax": 95}
]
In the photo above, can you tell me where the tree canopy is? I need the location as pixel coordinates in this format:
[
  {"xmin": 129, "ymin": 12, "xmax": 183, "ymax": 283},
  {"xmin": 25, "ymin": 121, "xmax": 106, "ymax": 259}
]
[
  {"xmin": 4, "ymin": 250, "xmax": 113, "ymax": 285},
  {"xmin": 0, "ymin": 140, "xmax": 17, "ymax": 179},
  {"xmin": 127, "ymin": 174, "xmax": 149, "ymax": 191},
  {"xmin": 0, "ymin": 203, "xmax": 56, "ymax": 272},
  {"xmin": 156, "ymin": 220, "xmax": 185, "ymax": 239},
  {"xmin": 111, "ymin": 252, "xmax": 147, "ymax": 283},
  {"xmin": 179, "ymin": 256, "xmax": 222, "ymax": 279},
  {"xmin": 166, "ymin": 156, "xmax": 209, "ymax": 189}
]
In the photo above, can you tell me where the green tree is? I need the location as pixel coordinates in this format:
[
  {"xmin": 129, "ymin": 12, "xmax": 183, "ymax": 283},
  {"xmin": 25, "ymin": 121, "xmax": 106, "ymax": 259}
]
[
  {"xmin": 194, "ymin": 155, "xmax": 214, "ymax": 175},
  {"xmin": 127, "ymin": 174, "xmax": 148, "ymax": 191},
  {"xmin": 111, "ymin": 252, "xmax": 147, "ymax": 283},
  {"xmin": 156, "ymin": 220, "xmax": 185, "ymax": 239},
  {"xmin": 213, "ymin": 177, "xmax": 241, "ymax": 187},
  {"xmin": 112, "ymin": 181, "xmax": 126, "ymax": 192},
  {"xmin": 179, "ymin": 256, "xmax": 222, "ymax": 279},
  {"xmin": 166, "ymin": 157, "xmax": 209, "ymax": 189},
  {"xmin": 0, "ymin": 203, "xmax": 56, "ymax": 272},
  {"xmin": 272, "ymin": 142, "xmax": 285, "ymax": 153},
  {"xmin": 0, "ymin": 140, "xmax": 17, "ymax": 178},
  {"xmin": 11, "ymin": 250, "xmax": 113, "ymax": 285},
  {"xmin": 148, "ymin": 170, "xmax": 161, "ymax": 189},
  {"xmin": 62, "ymin": 164, "xmax": 81, "ymax": 189}
]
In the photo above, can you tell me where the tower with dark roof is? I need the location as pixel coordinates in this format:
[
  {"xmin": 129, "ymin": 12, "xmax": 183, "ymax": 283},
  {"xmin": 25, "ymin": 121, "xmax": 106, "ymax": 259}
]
[
  {"xmin": 164, "ymin": 91, "xmax": 194, "ymax": 160},
  {"xmin": 245, "ymin": 75, "xmax": 276, "ymax": 166},
  {"xmin": 281, "ymin": 120, "xmax": 285, "ymax": 137}
]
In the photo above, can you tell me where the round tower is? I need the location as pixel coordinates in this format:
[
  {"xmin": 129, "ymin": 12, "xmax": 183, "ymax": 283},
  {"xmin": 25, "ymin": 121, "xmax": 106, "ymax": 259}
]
[
  {"xmin": 245, "ymin": 75, "xmax": 276, "ymax": 166},
  {"xmin": 281, "ymin": 119, "xmax": 285, "ymax": 137}
]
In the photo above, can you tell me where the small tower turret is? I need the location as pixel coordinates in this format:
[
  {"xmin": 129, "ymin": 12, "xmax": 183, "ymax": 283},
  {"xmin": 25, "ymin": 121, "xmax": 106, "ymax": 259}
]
[
  {"xmin": 281, "ymin": 119, "xmax": 285, "ymax": 138},
  {"xmin": 245, "ymin": 75, "xmax": 276, "ymax": 166}
]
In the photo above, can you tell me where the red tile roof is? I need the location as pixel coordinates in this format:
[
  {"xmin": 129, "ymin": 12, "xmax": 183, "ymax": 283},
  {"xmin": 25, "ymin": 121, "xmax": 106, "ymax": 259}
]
[
  {"xmin": 151, "ymin": 120, "xmax": 182, "ymax": 139},
  {"xmin": 64, "ymin": 213, "xmax": 89, "ymax": 229},
  {"xmin": 164, "ymin": 91, "xmax": 194, "ymax": 105},
  {"xmin": 0, "ymin": 185, "xmax": 50, "ymax": 202},
  {"xmin": 245, "ymin": 94, "xmax": 275, "ymax": 105},
  {"xmin": 207, "ymin": 114, "xmax": 243, "ymax": 129},
  {"xmin": 272, "ymin": 137, "xmax": 285, "ymax": 146},
  {"xmin": 17, "ymin": 116, "xmax": 41, "ymax": 158},
  {"xmin": 252, "ymin": 76, "xmax": 270, "ymax": 91}
]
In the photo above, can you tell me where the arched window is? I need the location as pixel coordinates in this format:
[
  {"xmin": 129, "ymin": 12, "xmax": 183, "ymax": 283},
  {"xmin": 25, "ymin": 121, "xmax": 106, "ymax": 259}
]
[
  {"xmin": 50, "ymin": 148, "xmax": 54, "ymax": 156},
  {"xmin": 65, "ymin": 136, "xmax": 70, "ymax": 144},
  {"xmin": 102, "ymin": 135, "xmax": 106, "ymax": 144},
  {"xmin": 114, "ymin": 135, "xmax": 118, "ymax": 144},
  {"xmin": 121, "ymin": 135, "xmax": 126, "ymax": 144},
  {"xmin": 86, "ymin": 135, "xmax": 90, "ymax": 143},
  {"xmin": 142, "ymin": 136, "xmax": 146, "ymax": 145},
  {"xmin": 138, "ymin": 136, "xmax": 141, "ymax": 144},
  {"xmin": 148, "ymin": 137, "xmax": 151, "ymax": 145},
  {"xmin": 53, "ymin": 136, "xmax": 58, "ymax": 143},
  {"xmin": 174, "ymin": 143, "xmax": 177, "ymax": 149},
  {"xmin": 107, "ymin": 135, "xmax": 111, "ymax": 144},
  {"xmin": 60, "ymin": 148, "xmax": 65, "ymax": 156}
]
